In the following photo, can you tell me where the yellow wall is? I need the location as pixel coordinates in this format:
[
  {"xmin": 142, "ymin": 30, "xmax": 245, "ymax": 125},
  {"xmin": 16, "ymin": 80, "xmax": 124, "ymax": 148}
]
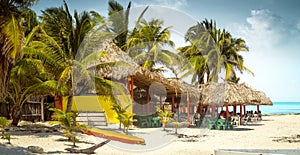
[{"xmin": 62, "ymin": 95, "xmax": 132, "ymax": 124}]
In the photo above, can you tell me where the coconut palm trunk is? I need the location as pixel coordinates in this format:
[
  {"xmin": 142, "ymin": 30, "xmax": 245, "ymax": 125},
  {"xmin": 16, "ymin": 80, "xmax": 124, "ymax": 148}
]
[
  {"xmin": 11, "ymin": 105, "xmax": 22, "ymax": 126},
  {"xmin": 66, "ymin": 95, "xmax": 73, "ymax": 112}
]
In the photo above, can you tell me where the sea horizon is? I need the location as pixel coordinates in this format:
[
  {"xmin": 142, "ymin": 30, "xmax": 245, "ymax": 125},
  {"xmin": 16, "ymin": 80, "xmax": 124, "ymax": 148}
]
[{"xmin": 234, "ymin": 102, "xmax": 300, "ymax": 114}]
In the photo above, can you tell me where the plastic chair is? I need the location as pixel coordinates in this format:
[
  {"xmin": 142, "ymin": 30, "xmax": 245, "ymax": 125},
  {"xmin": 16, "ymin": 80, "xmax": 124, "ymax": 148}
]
[
  {"xmin": 152, "ymin": 117, "xmax": 160, "ymax": 127},
  {"xmin": 215, "ymin": 119, "xmax": 227, "ymax": 130},
  {"xmin": 140, "ymin": 116, "xmax": 151, "ymax": 128},
  {"xmin": 207, "ymin": 119, "xmax": 215, "ymax": 129}
]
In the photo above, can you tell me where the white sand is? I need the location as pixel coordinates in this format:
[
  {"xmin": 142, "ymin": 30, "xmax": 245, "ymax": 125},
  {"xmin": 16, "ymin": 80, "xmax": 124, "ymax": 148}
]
[{"xmin": 1, "ymin": 115, "xmax": 300, "ymax": 155}]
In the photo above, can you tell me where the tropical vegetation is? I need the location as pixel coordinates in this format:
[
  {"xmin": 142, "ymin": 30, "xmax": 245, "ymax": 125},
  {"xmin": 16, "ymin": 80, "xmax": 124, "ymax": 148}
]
[
  {"xmin": 0, "ymin": 0, "xmax": 254, "ymax": 149},
  {"xmin": 49, "ymin": 108, "xmax": 87, "ymax": 147},
  {"xmin": 156, "ymin": 106, "xmax": 174, "ymax": 131}
]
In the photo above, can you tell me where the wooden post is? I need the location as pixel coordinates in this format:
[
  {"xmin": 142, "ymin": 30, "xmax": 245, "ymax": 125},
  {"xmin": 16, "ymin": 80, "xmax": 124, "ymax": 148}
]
[
  {"xmin": 225, "ymin": 103, "xmax": 229, "ymax": 120},
  {"xmin": 240, "ymin": 104, "xmax": 243, "ymax": 125},
  {"xmin": 171, "ymin": 95, "xmax": 175, "ymax": 113},
  {"xmin": 177, "ymin": 103, "xmax": 180, "ymax": 122},
  {"xmin": 200, "ymin": 104, "xmax": 203, "ymax": 115},
  {"xmin": 41, "ymin": 97, "xmax": 44, "ymax": 122},
  {"xmin": 187, "ymin": 92, "xmax": 190, "ymax": 127},
  {"xmin": 146, "ymin": 87, "xmax": 150, "ymax": 114},
  {"xmin": 59, "ymin": 96, "xmax": 63, "ymax": 110},
  {"xmin": 233, "ymin": 105, "xmax": 237, "ymax": 116},
  {"xmin": 257, "ymin": 105, "xmax": 260, "ymax": 112},
  {"xmin": 212, "ymin": 104, "xmax": 215, "ymax": 116},
  {"xmin": 243, "ymin": 105, "xmax": 246, "ymax": 116},
  {"xmin": 131, "ymin": 75, "xmax": 134, "ymax": 100}
]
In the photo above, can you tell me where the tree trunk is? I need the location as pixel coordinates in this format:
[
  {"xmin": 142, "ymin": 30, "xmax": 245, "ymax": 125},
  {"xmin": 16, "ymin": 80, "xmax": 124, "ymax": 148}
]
[
  {"xmin": 65, "ymin": 140, "xmax": 110, "ymax": 154},
  {"xmin": 11, "ymin": 105, "xmax": 22, "ymax": 126},
  {"xmin": 0, "ymin": 51, "xmax": 14, "ymax": 99},
  {"xmin": 66, "ymin": 96, "xmax": 73, "ymax": 112}
]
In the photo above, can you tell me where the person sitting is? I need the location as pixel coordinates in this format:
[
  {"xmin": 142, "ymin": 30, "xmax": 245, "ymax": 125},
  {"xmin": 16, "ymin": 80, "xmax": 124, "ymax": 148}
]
[
  {"xmin": 193, "ymin": 112, "xmax": 201, "ymax": 126},
  {"xmin": 219, "ymin": 111, "xmax": 226, "ymax": 119},
  {"xmin": 258, "ymin": 110, "xmax": 262, "ymax": 120}
]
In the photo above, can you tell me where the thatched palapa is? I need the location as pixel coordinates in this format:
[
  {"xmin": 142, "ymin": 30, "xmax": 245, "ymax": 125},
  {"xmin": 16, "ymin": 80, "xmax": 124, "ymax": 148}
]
[{"xmin": 91, "ymin": 40, "xmax": 199, "ymax": 97}]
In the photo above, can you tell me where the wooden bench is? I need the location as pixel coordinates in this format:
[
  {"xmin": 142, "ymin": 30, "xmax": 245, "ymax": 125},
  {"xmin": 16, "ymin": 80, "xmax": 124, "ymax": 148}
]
[{"xmin": 76, "ymin": 111, "xmax": 107, "ymax": 127}]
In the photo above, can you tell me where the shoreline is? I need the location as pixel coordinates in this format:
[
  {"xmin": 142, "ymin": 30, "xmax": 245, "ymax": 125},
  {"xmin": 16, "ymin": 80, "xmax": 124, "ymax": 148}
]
[{"xmin": 1, "ymin": 114, "xmax": 300, "ymax": 155}]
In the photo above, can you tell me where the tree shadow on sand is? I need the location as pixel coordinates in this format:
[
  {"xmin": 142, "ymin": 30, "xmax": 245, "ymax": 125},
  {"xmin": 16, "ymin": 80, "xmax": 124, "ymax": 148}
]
[{"xmin": 0, "ymin": 144, "xmax": 34, "ymax": 155}]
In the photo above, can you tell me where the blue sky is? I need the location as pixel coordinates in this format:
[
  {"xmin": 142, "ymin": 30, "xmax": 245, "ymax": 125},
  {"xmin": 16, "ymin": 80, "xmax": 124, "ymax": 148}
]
[{"xmin": 31, "ymin": 0, "xmax": 300, "ymax": 102}]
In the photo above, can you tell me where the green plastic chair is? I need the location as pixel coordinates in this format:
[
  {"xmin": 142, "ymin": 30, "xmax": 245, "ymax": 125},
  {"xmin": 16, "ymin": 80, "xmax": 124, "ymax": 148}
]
[
  {"xmin": 207, "ymin": 119, "xmax": 215, "ymax": 129},
  {"xmin": 215, "ymin": 119, "xmax": 227, "ymax": 130},
  {"xmin": 140, "ymin": 116, "xmax": 151, "ymax": 128},
  {"xmin": 152, "ymin": 117, "xmax": 160, "ymax": 127}
]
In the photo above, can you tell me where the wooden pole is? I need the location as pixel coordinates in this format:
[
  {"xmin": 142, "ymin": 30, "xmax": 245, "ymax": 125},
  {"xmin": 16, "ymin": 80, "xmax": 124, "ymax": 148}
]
[
  {"xmin": 243, "ymin": 105, "xmax": 246, "ymax": 115},
  {"xmin": 41, "ymin": 97, "xmax": 44, "ymax": 122},
  {"xmin": 240, "ymin": 104, "xmax": 242, "ymax": 124},
  {"xmin": 233, "ymin": 105, "xmax": 237, "ymax": 116},
  {"xmin": 225, "ymin": 103, "xmax": 229, "ymax": 120},
  {"xmin": 257, "ymin": 105, "xmax": 260, "ymax": 112},
  {"xmin": 171, "ymin": 95, "xmax": 175, "ymax": 117},
  {"xmin": 200, "ymin": 104, "xmax": 203, "ymax": 115},
  {"xmin": 59, "ymin": 96, "xmax": 63, "ymax": 110},
  {"xmin": 212, "ymin": 104, "xmax": 215, "ymax": 116},
  {"xmin": 187, "ymin": 92, "xmax": 190, "ymax": 127},
  {"xmin": 177, "ymin": 103, "xmax": 180, "ymax": 122},
  {"xmin": 147, "ymin": 87, "xmax": 150, "ymax": 114},
  {"xmin": 131, "ymin": 75, "xmax": 134, "ymax": 100}
]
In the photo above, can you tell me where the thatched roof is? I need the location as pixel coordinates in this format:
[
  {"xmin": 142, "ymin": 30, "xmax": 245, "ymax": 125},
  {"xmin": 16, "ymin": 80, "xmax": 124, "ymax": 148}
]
[
  {"xmin": 199, "ymin": 82, "xmax": 273, "ymax": 106},
  {"xmin": 253, "ymin": 91, "xmax": 273, "ymax": 105},
  {"xmin": 93, "ymin": 40, "xmax": 199, "ymax": 97},
  {"xmin": 200, "ymin": 82, "xmax": 245, "ymax": 106},
  {"xmin": 238, "ymin": 83, "xmax": 272, "ymax": 106}
]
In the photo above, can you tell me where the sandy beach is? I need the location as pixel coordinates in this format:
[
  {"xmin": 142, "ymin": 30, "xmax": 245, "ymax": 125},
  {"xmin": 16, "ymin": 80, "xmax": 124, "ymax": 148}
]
[{"xmin": 1, "ymin": 114, "xmax": 300, "ymax": 155}]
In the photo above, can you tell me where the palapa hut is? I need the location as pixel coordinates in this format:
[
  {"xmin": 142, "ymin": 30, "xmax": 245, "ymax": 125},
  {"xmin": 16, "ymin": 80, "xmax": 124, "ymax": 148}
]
[
  {"xmin": 65, "ymin": 39, "xmax": 200, "ymax": 125},
  {"xmin": 200, "ymin": 82, "xmax": 245, "ymax": 119},
  {"xmin": 199, "ymin": 82, "xmax": 272, "ymax": 123}
]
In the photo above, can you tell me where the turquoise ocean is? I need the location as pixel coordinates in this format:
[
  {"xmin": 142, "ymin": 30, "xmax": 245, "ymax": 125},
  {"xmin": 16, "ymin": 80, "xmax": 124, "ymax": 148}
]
[{"xmin": 227, "ymin": 102, "xmax": 300, "ymax": 114}]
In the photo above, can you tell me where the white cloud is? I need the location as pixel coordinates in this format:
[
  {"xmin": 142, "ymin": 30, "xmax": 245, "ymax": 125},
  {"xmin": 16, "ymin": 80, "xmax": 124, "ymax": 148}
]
[
  {"xmin": 133, "ymin": 0, "xmax": 187, "ymax": 9},
  {"xmin": 236, "ymin": 9, "xmax": 286, "ymax": 53},
  {"xmin": 231, "ymin": 9, "xmax": 300, "ymax": 101}
]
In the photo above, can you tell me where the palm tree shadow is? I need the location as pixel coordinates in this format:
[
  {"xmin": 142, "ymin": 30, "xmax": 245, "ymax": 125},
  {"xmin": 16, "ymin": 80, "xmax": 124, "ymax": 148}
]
[
  {"xmin": 45, "ymin": 150, "xmax": 67, "ymax": 154},
  {"xmin": 8, "ymin": 130, "xmax": 62, "ymax": 137},
  {"xmin": 0, "ymin": 144, "xmax": 34, "ymax": 155},
  {"xmin": 55, "ymin": 138, "xmax": 95, "ymax": 145},
  {"xmin": 231, "ymin": 128, "xmax": 254, "ymax": 131}
]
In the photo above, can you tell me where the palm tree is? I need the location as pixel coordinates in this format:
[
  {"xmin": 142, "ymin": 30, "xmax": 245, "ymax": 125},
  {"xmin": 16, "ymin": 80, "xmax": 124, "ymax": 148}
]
[
  {"xmin": 0, "ymin": 0, "xmax": 38, "ymax": 99},
  {"xmin": 156, "ymin": 106, "xmax": 173, "ymax": 131},
  {"xmin": 201, "ymin": 19, "xmax": 253, "ymax": 81},
  {"xmin": 107, "ymin": 0, "xmax": 131, "ymax": 50},
  {"xmin": 103, "ymin": 0, "xmax": 150, "ymax": 52},
  {"xmin": 179, "ymin": 19, "xmax": 253, "ymax": 85},
  {"xmin": 125, "ymin": 19, "xmax": 177, "ymax": 71},
  {"xmin": 7, "ymin": 54, "xmax": 66, "ymax": 125},
  {"xmin": 178, "ymin": 22, "xmax": 220, "ymax": 84},
  {"xmin": 50, "ymin": 108, "xmax": 87, "ymax": 147},
  {"xmin": 40, "ymin": 0, "xmax": 96, "ymax": 111}
]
